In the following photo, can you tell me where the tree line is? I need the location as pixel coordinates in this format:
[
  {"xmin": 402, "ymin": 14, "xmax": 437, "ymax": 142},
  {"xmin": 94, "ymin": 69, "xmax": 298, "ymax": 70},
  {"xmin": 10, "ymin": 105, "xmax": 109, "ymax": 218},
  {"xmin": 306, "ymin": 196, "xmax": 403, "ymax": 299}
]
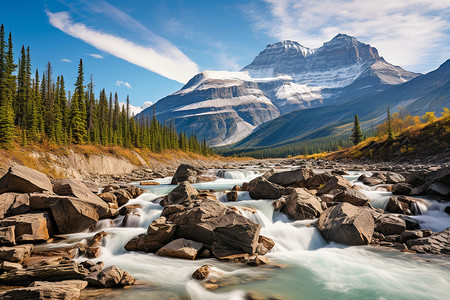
[{"xmin": 0, "ymin": 24, "xmax": 212, "ymax": 155}]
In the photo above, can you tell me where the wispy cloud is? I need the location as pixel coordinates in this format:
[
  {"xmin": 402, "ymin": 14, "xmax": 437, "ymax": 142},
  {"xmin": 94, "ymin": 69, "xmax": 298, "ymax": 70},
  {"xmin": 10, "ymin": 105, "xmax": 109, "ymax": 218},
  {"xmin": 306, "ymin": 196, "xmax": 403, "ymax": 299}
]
[
  {"xmin": 246, "ymin": 0, "xmax": 450, "ymax": 72},
  {"xmin": 87, "ymin": 53, "xmax": 104, "ymax": 59},
  {"xmin": 60, "ymin": 58, "xmax": 72, "ymax": 63},
  {"xmin": 46, "ymin": 10, "xmax": 199, "ymax": 83},
  {"xmin": 116, "ymin": 80, "xmax": 132, "ymax": 89}
]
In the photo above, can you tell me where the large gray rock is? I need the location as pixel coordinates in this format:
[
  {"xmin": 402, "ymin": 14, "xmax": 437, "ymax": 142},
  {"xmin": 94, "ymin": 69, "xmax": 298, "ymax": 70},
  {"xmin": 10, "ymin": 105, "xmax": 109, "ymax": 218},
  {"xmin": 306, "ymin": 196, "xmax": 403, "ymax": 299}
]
[
  {"xmin": 125, "ymin": 217, "xmax": 177, "ymax": 252},
  {"xmin": 317, "ymin": 202, "xmax": 374, "ymax": 245},
  {"xmin": 386, "ymin": 172, "xmax": 405, "ymax": 184},
  {"xmin": 375, "ymin": 214, "xmax": 406, "ymax": 235},
  {"xmin": 427, "ymin": 182, "xmax": 450, "ymax": 197},
  {"xmin": 267, "ymin": 168, "xmax": 314, "ymax": 187},
  {"xmin": 392, "ymin": 183, "xmax": 413, "ymax": 195},
  {"xmin": 333, "ymin": 188, "xmax": 369, "ymax": 206},
  {"xmin": 0, "ymin": 212, "xmax": 52, "ymax": 242},
  {"xmin": 53, "ymin": 179, "xmax": 104, "ymax": 204},
  {"xmin": 161, "ymin": 199, "xmax": 262, "ymax": 257},
  {"xmin": 248, "ymin": 176, "xmax": 285, "ymax": 199},
  {"xmin": 385, "ymin": 196, "xmax": 420, "ymax": 215},
  {"xmin": 0, "ymin": 165, "xmax": 53, "ymax": 193},
  {"xmin": 161, "ymin": 181, "xmax": 199, "ymax": 207},
  {"xmin": 406, "ymin": 227, "xmax": 450, "ymax": 255},
  {"xmin": 171, "ymin": 164, "xmax": 199, "ymax": 184},
  {"xmin": 156, "ymin": 238, "xmax": 204, "ymax": 260},
  {"xmin": 317, "ymin": 175, "xmax": 352, "ymax": 195},
  {"xmin": 85, "ymin": 265, "xmax": 135, "ymax": 288},
  {"xmin": 305, "ymin": 171, "xmax": 333, "ymax": 190},
  {"xmin": 281, "ymin": 188, "xmax": 323, "ymax": 220},
  {"xmin": 0, "ymin": 193, "xmax": 30, "ymax": 219},
  {"xmin": 29, "ymin": 193, "xmax": 109, "ymax": 234}
]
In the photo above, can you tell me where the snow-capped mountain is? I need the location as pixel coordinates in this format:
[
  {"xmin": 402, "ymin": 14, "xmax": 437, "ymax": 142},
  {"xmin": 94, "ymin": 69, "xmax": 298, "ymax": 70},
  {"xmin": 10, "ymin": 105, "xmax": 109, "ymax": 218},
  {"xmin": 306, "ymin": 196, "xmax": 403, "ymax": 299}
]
[
  {"xmin": 121, "ymin": 101, "xmax": 153, "ymax": 116},
  {"xmin": 138, "ymin": 34, "xmax": 418, "ymax": 146}
]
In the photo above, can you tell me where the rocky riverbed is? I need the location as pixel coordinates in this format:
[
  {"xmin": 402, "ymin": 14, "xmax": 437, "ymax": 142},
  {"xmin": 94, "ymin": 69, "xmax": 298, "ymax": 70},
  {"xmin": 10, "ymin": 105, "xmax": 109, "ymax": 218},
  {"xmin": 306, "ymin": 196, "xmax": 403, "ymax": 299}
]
[{"xmin": 0, "ymin": 160, "xmax": 449, "ymax": 299}]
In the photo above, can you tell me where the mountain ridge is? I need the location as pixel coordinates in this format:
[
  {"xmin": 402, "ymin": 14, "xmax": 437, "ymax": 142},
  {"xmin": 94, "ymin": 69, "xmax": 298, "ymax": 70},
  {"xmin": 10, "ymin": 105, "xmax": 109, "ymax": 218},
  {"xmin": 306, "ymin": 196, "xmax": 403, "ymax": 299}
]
[{"xmin": 138, "ymin": 34, "xmax": 419, "ymax": 146}]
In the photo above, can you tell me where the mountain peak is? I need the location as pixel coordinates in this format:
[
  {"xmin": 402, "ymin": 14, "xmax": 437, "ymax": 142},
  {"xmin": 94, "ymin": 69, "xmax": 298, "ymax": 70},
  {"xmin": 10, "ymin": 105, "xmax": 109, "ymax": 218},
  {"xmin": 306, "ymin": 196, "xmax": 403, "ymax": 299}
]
[{"xmin": 266, "ymin": 40, "xmax": 315, "ymax": 57}]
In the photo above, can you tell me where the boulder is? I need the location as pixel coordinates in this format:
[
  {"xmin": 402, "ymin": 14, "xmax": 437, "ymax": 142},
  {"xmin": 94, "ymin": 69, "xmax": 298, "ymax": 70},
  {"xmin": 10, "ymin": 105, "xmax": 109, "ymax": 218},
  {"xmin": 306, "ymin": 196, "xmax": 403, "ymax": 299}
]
[
  {"xmin": 125, "ymin": 217, "xmax": 176, "ymax": 252},
  {"xmin": 375, "ymin": 214, "xmax": 406, "ymax": 235},
  {"xmin": 125, "ymin": 185, "xmax": 145, "ymax": 198},
  {"xmin": 406, "ymin": 227, "xmax": 450, "ymax": 255},
  {"xmin": 0, "ymin": 244, "xmax": 33, "ymax": 263},
  {"xmin": 399, "ymin": 230, "xmax": 424, "ymax": 243},
  {"xmin": 427, "ymin": 182, "xmax": 450, "ymax": 197},
  {"xmin": 317, "ymin": 175, "xmax": 352, "ymax": 195},
  {"xmin": 162, "ymin": 199, "xmax": 261, "ymax": 257},
  {"xmin": 362, "ymin": 177, "xmax": 384, "ymax": 186},
  {"xmin": 0, "ymin": 226, "xmax": 15, "ymax": 245},
  {"xmin": 29, "ymin": 194, "xmax": 109, "ymax": 234},
  {"xmin": 280, "ymin": 188, "xmax": 323, "ymax": 220},
  {"xmin": 156, "ymin": 238, "xmax": 204, "ymax": 260},
  {"xmin": 386, "ymin": 172, "xmax": 405, "ymax": 184},
  {"xmin": 317, "ymin": 203, "xmax": 374, "ymax": 245},
  {"xmin": 50, "ymin": 198, "xmax": 99, "ymax": 234},
  {"xmin": 385, "ymin": 196, "xmax": 419, "ymax": 215},
  {"xmin": 392, "ymin": 183, "xmax": 413, "ymax": 195},
  {"xmin": 267, "ymin": 168, "xmax": 314, "ymax": 187},
  {"xmin": 0, "ymin": 212, "xmax": 52, "ymax": 242},
  {"xmin": 112, "ymin": 189, "xmax": 132, "ymax": 206},
  {"xmin": 333, "ymin": 188, "xmax": 369, "ymax": 206},
  {"xmin": 248, "ymin": 177, "xmax": 285, "ymax": 199},
  {"xmin": 0, "ymin": 193, "xmax": 30, "ymax": 218},
  {"xmin": 98, "ymin": 192, "xmax": 117, "ymax": 204},
  {"xmin": 256, "ymin": 235, "xmax": 275, "ymax": 255},
  {"xmin": 226, "ymin": 191, "xmax": 238, "ymax": 202},
  {"xmin": 192, "ymin": 264, "xmax": 212, "ymax": 280},
  {"xmin": 85, "ymin": 265, "xmax": 135, "ymax": 288},
  {"xmin": 161, "ymin": 182, "xmax": 199, "ymax": 207},
  {"xmin": 0, "ymin": 166, "xmax": 53, "ymax": 194},
  {"xmin": 171, "ymin": 164, "xmax": 199, "ymax": 184},
  {"xmin": 306, "ymin": 172, "xmax": 333, "ymax": 190},
  {"xmin": 53, "ymin": 179, "xmax": 104, "ymax": 204},
  {"xmin": 0, "ymin": 262, "xmax": 88, "ymax": 286}
]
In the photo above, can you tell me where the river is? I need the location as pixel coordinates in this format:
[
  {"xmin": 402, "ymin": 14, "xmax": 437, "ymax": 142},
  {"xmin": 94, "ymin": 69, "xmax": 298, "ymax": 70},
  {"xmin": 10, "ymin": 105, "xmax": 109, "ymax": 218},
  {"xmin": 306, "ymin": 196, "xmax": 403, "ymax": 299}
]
[{"xmin": 46, "ymin": 167, "xmax": 450, "ymax": 299}]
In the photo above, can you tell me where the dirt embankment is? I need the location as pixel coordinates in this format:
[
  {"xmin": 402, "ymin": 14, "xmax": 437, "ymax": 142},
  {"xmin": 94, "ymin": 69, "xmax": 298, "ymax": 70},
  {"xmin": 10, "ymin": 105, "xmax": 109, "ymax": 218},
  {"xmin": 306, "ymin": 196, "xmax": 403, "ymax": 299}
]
[{"xmin": 0, "ymin": 144, "xmax": 250, "ymax": 182}]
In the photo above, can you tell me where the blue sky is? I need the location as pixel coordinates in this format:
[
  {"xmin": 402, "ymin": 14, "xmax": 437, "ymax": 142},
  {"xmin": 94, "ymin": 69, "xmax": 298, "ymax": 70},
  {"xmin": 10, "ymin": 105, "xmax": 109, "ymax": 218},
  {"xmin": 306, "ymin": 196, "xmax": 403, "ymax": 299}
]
[{"xmin": 1, "ymin": 0, "xmax": 450, "ymax": 108}]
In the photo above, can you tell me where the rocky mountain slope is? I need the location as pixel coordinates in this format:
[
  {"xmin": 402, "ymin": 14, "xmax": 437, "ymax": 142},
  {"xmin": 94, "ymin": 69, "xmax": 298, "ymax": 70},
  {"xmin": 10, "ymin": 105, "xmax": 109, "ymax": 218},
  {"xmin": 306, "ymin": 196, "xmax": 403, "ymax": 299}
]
[
  {"xmin": 233, "ymin": 59, "xmax": 450, "ymax": 150},
  {"xmin": 139, "ymin": 34, "xmax": 418, "ymax": 146}
]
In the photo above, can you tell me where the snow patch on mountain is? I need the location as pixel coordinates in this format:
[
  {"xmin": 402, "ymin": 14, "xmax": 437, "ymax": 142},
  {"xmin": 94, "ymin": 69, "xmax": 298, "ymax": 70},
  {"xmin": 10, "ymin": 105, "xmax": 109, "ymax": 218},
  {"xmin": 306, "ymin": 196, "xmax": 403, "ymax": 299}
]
[{"xmin": 214, "ymin": 119, "xmax": 256, "ymax": 147}]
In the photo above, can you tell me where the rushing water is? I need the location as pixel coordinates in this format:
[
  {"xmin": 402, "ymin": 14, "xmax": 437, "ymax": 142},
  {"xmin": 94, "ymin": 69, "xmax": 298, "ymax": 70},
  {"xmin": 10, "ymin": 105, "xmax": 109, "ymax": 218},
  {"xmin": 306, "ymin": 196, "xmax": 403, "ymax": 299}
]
[{"xmin": 52, "ymin": 169, "xmax": 450, "ymax": 299}]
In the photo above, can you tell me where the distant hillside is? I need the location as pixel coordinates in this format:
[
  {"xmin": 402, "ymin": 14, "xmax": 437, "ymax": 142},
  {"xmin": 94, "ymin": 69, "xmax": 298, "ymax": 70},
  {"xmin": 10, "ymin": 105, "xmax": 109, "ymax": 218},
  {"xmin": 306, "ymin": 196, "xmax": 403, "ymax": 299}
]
[{"xmin": 328, "ymin": 114, "xmax": 450, "ymax": 162}]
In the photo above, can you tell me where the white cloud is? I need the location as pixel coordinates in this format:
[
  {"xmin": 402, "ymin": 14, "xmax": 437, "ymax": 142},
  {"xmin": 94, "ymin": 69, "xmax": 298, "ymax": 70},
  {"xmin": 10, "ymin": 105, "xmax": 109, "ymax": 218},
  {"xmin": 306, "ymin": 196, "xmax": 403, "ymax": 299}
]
[
  {"xmin": 246, "ymin": 0, "xmax": 450, "ymax": 72},
  {"xmin": 116, "ymin": 80, "xmax": 132, "ymax": 89},
  {"xmin": 60, "ymin": 58, "xmax": 72, "ymax": 63},
  {"xmin": 87, "ymin": 53, "xmax": 104, "ymax": 59},
  {"xmin": 46, "ymin": 10, "xmax": 199, "ymax": 83}
]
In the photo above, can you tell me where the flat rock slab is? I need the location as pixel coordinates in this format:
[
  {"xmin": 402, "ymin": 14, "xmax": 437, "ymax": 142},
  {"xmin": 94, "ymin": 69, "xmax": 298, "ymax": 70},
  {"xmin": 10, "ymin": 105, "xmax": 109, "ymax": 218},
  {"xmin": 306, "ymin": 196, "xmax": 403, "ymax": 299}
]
[
  {"xmin": 0, "ymin": 165, "xmax": 53, "ymax": 193},
  {"xmin": 0, "ymin": 244, "xmax": 33, "ymax": 263},
  {"xmin": 0, "ymin": 262, "xmax": 89, "ymax": 286},
  {"xmin": 156, "ymin": 238, "xmax": 204, "ymax": 260}
]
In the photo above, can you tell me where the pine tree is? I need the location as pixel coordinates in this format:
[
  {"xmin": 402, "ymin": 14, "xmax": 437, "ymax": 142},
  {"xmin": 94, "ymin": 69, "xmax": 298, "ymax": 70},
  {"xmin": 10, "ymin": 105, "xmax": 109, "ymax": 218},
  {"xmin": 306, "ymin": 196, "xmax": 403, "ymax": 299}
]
[
  {"xmin": 70, "ymin": 59, "xmax": 87, "ymax": 143},
  {"xmin": 350, "ymin": 114, "xmax": 363, "ymax": 145},
  {"xmin": 0, "ymin": 31, "xmax": 16, "ymax": 147},
  {"xmin": 387, "ymin": 107, "xmax": 394, "ymax": 141}
]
